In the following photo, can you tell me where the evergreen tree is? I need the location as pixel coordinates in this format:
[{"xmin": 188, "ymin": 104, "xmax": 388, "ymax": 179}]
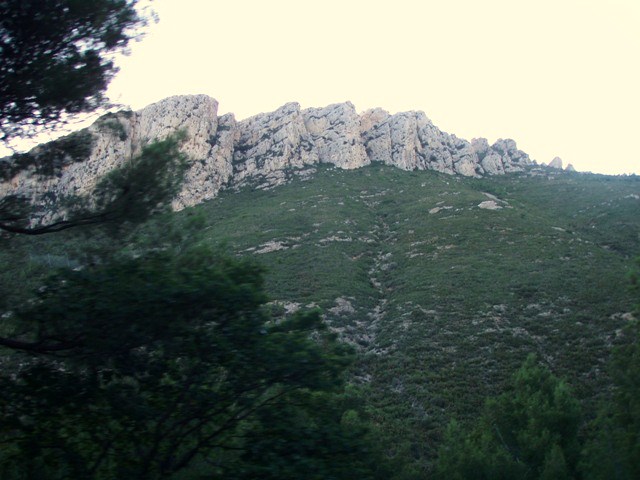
[
  {"xmin": 580, "ymin": 258, "xmax": 640, "ymax": 479},
  {"xmin": 435, "ymin": 355, "xmax": 582, "ymax": 480},
  {"xmin": 0, "ymin": 131, "xmax": 188, "ymax": 236},
  {"xmin": 0, "ymin": 248, "xmax": 380, "ymax": 478},
  {"xmin": 0, "ymin": 0, "xmax": 181, "ymax": 237},
  {"xmin": 0, "ymin": 0, "xmax": 145, "ymax": 143}
]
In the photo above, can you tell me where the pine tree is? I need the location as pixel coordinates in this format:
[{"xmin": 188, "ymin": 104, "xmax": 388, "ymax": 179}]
[{"xmin": 435, "ymin": 355, "xmax": 581, "ymax": 480}]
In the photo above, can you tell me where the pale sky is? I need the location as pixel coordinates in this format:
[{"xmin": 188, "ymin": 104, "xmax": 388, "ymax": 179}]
[{"xmin": 9, "ymin": 0, "xmax": 640, "ymax": 174}]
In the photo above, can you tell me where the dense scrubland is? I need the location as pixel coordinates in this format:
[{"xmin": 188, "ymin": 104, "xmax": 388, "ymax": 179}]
[{"xmin": 1, "ymin": 163, "xmax": 638, "ymax": 478}]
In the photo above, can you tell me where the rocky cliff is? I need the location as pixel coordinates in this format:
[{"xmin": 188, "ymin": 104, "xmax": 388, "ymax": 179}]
[{"xmin": 1, "ymin": 94, "xmax": 535, "ymax": 215}]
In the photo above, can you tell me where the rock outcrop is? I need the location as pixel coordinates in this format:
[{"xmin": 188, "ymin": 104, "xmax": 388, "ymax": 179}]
[
  {"xmin": 302, "ymin": 102, "xmax": 368, "ymax": 169},
  {"xmin": 1, "ymin": 94, "xmax": 538, "ymax": 219},
  {"xmin": 549, "ymin": 157, "xmax": 563, "ymax": 169}
]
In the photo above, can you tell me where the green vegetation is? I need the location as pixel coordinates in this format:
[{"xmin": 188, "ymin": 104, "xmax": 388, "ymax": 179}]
[
  {"xmin": 579, "ymin": 261, "xmax": 640, "ymax": 479},
  {"xmin": 0, "ymin": 0, "xmax": 145, "ymax": 143},
  {"xmin": 0, "ymin": 0, "xmax": 177, "ymax": 237},
  {"xmin": 0, "ymin": 132, "xmax": 187, "ymax": 235},
  {"xmin": 0, "ymin": 247, "xmax": 383, "ymax": 478},
  {"xmin": 1, "ymin": 164, "xmax": 639, "ymax": 477},
  {"xmin": 435, "ymin": 355, "xmax": 582, "ymax": 479},
  {"xmin": 0, "ymin": 130, "xmax": 94, "ymax": 181},
  {"xmin": 4, "ymin": 0, "xmax": 637, "ymax": 476},
  {"xmin": 142, "ymin": 165, "xmax": 639, "ymax": 476}
]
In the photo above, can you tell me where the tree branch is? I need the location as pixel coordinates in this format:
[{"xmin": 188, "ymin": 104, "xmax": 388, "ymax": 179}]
[
  {"xmin": 0, "ymin": 211, "xmax": 113, "ymax": 235},
  {"xmin": 0, "ymin": 335, "xmax": 81, "ymax": 354}
]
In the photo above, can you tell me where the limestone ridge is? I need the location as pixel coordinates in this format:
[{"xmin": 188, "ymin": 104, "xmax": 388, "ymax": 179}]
[{"xmin": 1, "ymin": 94, "xmax": 533, "ymax": 213}]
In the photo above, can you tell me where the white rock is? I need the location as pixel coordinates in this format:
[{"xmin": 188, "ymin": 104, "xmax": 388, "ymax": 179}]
[
  {"xmin": 360, "ymin": 108, "xmax": 392, "ymax": 163},
  {"xmin": 1, "ymin": 95, "xmax": 544, "ymax": 223},
  {"xmin": 2, "ymin": 94, "xmax": 228, "ymax": 221},
  {"xmin": 302, "ymin": 102, "xmax": 369, "ymax": 169},
  {"xmin": 549, "ymin": 157, "xmax": 563, "ymax": 169},
  {"xmin": 492, "ymin": 138, "xmax": 532, "ymax": 173},
  {"xmin": 232, "ymin": 102, "xmax": 318, "ymax": 189},
  {"xmin": 478, "ymin": 200, "xmax": 502, "ymax": 210},
  {"xmin": 174, "ymin": 112, "xmax": 236, "ymax": 209}
]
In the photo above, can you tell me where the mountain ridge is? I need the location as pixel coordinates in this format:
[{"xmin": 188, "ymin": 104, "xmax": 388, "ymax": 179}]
[
  {"xmin": 1, "ymin": 94, "xmax": 568, "ymax": 221},
  {"xmin": 0, "ymin": 102, "xmax": 638, "ymax": 475}
]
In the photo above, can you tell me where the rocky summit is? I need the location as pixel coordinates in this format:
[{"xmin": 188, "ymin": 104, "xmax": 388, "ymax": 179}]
[{"xmin": 2, "ymin": 94, "xmax": 536, "ymax": 212}]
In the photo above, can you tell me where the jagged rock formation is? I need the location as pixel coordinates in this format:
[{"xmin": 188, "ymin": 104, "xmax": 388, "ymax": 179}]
[
  {"xmin": 1, "ymin": 94, "xmax": 536, "ymax": 215},
  {"xmin": 303, "ymin": 102, "xmax": 368, "ymax": 169},
  {"xmin": 549, "ymin": 157, "xmax": 563, "ymax": 169},
  {"xmin": 231, "ymin": 102, "xmax": 317, "ymax": 191}
]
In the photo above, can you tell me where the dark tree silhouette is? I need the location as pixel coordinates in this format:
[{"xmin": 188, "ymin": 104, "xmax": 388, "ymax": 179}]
[{"xmin": 0, "ymin": 0, "xmax": 145, "ymax": 143}]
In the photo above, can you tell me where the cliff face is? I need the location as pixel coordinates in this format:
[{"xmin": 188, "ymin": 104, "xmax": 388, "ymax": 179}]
[{"xmin": 1, "ymin": 94, "xmax": 533, "ymax": 213}]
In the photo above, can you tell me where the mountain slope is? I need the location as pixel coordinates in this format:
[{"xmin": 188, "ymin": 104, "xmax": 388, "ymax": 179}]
[
  {"xmin": 1, "ymin": 164, "xmax": 638, "ymax": 475},
  {"xmin": 136, "ymin": 165, "xmax": 639, "ymax": 473},
  {"xmin": 1, "ymin": 96, "xmax": 638, "ymax": 476}
]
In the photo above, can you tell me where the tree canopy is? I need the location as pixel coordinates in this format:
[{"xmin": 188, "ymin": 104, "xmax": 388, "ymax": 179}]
[
  {"xmin": 0, "ymin": 131, "xmax": 188, "ymax": 235},
  {"xmin": 0, "ymin": 0, "xmax": 174, "ymax": 237},
  {"xmin": 579, "ymin": 258, "xmax": 640, "ymax": 479},
  {"xmin": 435, "ymin": 355, "xmax": 582, "ymax": 480},
  {"xmin": 0, "ymin": 247, "xmax": 382, "ymax": 478},
  {"xmin": 0, "ymin": 0, "xmax": 145, "ymax": 143}
]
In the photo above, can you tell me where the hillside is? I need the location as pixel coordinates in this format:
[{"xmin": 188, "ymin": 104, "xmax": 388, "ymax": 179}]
[
  {"xmin": 2, "ymin": 163, "xmax": 638, "ymax": 476},
  {"xmin": 170, "ymin": 165, "xmax": 640, "ymax": 471},
  {"xmin": 1, "ymin": 95, "xmax": 541, "ymax": 228}
]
